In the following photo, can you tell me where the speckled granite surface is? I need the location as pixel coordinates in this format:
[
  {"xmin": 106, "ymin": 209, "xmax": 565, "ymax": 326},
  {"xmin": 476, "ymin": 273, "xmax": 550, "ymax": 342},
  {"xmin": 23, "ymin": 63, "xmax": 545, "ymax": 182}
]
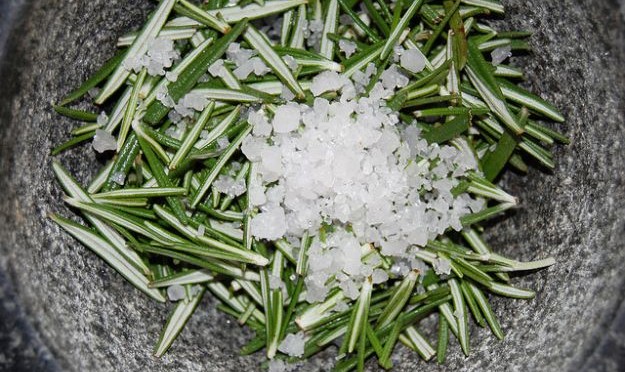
[{"xmin": 0, "ymin": 0, "xmax": 624, "ymax": 371}]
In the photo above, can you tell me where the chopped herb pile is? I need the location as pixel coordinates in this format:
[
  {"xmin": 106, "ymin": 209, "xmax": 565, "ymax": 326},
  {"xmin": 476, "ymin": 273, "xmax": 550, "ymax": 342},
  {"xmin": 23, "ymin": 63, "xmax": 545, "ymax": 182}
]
[{"xmin": 50, "ymin": 0, "xmax": 568, "ymax": 370}]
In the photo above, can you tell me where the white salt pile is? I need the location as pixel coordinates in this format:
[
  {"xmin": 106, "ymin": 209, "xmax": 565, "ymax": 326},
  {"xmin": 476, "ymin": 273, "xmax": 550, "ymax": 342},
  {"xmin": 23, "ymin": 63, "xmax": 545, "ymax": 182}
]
[
  {"xmin": 92, "ymin": 129, "xmax": 117, "ymax": 153},
  {"xmin": 241, "ymin": 67, "xmax": 484, "ymax": 302}
]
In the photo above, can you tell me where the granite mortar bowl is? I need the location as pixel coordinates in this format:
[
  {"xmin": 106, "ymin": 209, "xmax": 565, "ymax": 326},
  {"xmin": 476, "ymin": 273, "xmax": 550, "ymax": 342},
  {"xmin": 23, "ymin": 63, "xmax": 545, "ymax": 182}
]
[{"xmin": 1, "ymin": 0, "xmax": 624, "ymax": 371}]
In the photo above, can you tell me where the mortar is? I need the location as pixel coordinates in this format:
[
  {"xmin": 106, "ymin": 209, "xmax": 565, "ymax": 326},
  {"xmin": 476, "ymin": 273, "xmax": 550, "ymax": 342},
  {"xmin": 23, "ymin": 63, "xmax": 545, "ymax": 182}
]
[{"xmin": 0, "ymin": 0, "xmax": 624, "ymax": 371}]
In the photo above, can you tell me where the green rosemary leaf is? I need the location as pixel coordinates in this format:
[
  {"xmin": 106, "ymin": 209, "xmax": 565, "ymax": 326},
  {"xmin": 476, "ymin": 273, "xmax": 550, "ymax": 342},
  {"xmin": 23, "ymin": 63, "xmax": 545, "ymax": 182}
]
[
  {"xmin": 436, "ymin": 315, "xmax": 449, "ymax": 364},
  {"xmin": 289, "ymin": 4, "xmax": 307, "ymax": 49},
  {"xmin": 466, "ymin": 39, "xmax": 524, "ymax": 135},
  {"xmin": 466, "ymin": 173, "xmax": 517, "ymax": 203},
  {"xmin": 58, "ymin": 50, "xmax": 125, "ymax": 106},
  {"xmin": 170, "ymin": 101, "xmax": 216, "ymax": 169},
  {"xmin": 346, "ymin": 277, "xmax": 373, "ymax": 353},
  {"xmin": 487, "ymin": 282, "xmax": 535, "ymax": 299},
  {"xmin": 376, "ymin": 270, "xmax": 419, "ymax": 329},
  {"xmin": 266, "ymin": 251, "xmax": 285, "ymax": 358},
  {"xmin": 150, "ymin": 270, "xmax": 215, "ymax": 288},
  {"xmin": 136, "ymin": 135, "xmax": 189, "ymax": 224},
  {"xmin": 50, "ymin": 214, "xmax": 165, "ymax": 302},
  {"xmin": 362, "ymin": 0, "xmax": 390, "ymax": 37},
  {"xmin": 173, "ymin": 0, "xmax": 307, "ymax": 25},
  {"xmin": 144, "ymin": 19, "xmax": 248, "ymax": 124},
  {"xmin": 319, "ymin": 0, "xmax": 339, "ymax": 60},
  {"xmin": 53, "ymin": 105, "xmax": 99, "ymax": 122},
  {"xmin": 70, "ymin": 123, "xmax": 101, "ymax": 136},
  {"xmin": 461, "ymin": 0, "xmax": 504, "ymax": 14},
  {"xmin": 468, "ymin": 283, "xmax": 504, "ymax": 339},
  {"xmin": 51, "ymin": 131, "xmax": 95, "ymax": 155},
  {"xmin": 497, "ymin": 79, "xmax": 565, "ymax": 122},
  {"xmin": 449, "ymin": 279, "xmax": 469, "ymax": 355},
  {"xmin": 154, "ymin": 287, "xmax": 205, "ymax": 357},
  {"xmin": 176, "ymin": 0, "xmax": 231, "ymax": 33},
  {"xmin": 118, "ymin": 69, "xmax": 147, "ymax": 151},
  {"xmin": 380, "ymin": 0, "xmax": 424, "ymax": 60},
  {"xmin": 423, "ymin": 114, "xmax": 470, "ymax": 144},
  {"xmin": 296, "ymin": 291, "xmax": 345, "ymax": 331},
  {"xmin": 102, "ymin": 133, "xmax": 140, "ymax": 191},
  {"xmin": 460, "ymin": 202, "xmax": 515, "ymax": 226},
  {"xmin": 460, "ymin": 280, "xmax": 486, "ymax": 327},
  {"xmin": 191, "ymin": 124, "xmax": 252, "ymax": 208},
  {"xmin": 243, "ymin": 25, "xmax": 305, "ymax": 99},
  {"xmin": 87, "ymin": 160, "xmax": 114, "ymax": 194},
  {"xmin": 117, "ymin": 27, "xmax": 197, "ymax": 47},
  {"xmin": 402, "ymin": 326, "xmax": 436, "ymax": 361},
  {"xmin": 93, "ymin": 187, "xmax": 187, "ymax": 199},
  {"xmin": 96, "ymin": 0, "xmax": 177, "ymax": 104}
]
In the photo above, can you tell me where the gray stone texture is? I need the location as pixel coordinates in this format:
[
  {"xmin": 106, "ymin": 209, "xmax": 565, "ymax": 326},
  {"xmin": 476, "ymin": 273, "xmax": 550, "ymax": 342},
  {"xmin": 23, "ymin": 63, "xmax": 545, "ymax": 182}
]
[{"xmin": 0, "ymin": 0, "xmax": 624, "ymax": 371}]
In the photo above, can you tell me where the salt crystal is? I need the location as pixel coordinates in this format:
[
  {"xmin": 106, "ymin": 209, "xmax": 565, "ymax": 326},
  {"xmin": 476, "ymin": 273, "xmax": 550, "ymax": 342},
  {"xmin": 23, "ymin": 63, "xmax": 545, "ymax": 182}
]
[
  {"xmin": 88, "ymin": 87, "xmax": 100, "ymax": 99},
  {"xmin": 281, "ymin": 85, "xmax": 296, "ymax": 101},
  {"xmin": 250, "ymin": 206, "xmax": 287, "ymax": 240},
  {"xmin": 400, "ymin": 48, "xmax": 427, "ymax": 73},
  {"xmin": 433, "ymin": 257, "xmax": 452, "ymax": 275},
  {"xmin": 491, "ymin": 45, "xmax": 512, "ymax": 66},
  {"xmin": 338, "ymin": 39, "xmax": 357, "ymax": 58},
  {"xmin": 208, "ymin": 59, "xmax": 226, "ymax": 77},
  {"xmin": 372, "ymin": 269, "xmax": 389, "ymax": 284},
  {"xmin": 268, "ymin": 360, "xmax": 287, "ymax": 372},
  {"xmin": 277, "ymin": 332, "xmax": 305, "ymax": 357},
  {"xmin": 283, "ymin": 55, "xmax": 298, "ymax": 71},
  {"xmin": 273, "ymin": 104, "xmax": 301, "ymax": 133},
  {"xmin": 92, "ymin": 129, "xmax": 117, "ymax": 153},
  {"xmin": 217, "ymin": 135, "xmax": 230, "ymax": 150},
  {"xmin": 111, "ymin": 172, "xmax": 126, "ymax": 186},
  {"xmin": 96, "ymin": 111, "xmax": 109, "ymax": 126},
  {"xmin": 310, "ymin": 71, "xmax": 346, "ymax": 96},
  {"xmin": 269, "ymin": 274, "xmax": 284, "ymax": 290},
  {"xmin": 213, "ymin": 175, "xmax": 246, "ymax": 197},
  {"xmin": 165, "ymin": 70, "xmax": 178, "ymax": 82},
  {"xmin": 167, "ymin": 284, "xmax": 186, "ymax": 301},
  {"xmin": 380, "ymin": 64, "xmax": 409, "ymax": 90}
]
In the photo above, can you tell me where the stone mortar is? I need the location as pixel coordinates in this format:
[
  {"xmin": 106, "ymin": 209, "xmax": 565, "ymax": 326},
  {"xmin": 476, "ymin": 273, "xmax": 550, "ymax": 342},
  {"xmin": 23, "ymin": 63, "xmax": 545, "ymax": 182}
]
[{"xmin": 0, "ymin": 0, "xmax": 624, "ymax": 371}]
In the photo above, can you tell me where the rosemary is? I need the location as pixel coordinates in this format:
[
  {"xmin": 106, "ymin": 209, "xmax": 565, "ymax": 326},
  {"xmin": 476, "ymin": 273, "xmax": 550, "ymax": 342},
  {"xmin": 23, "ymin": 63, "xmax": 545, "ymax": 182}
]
[{"xmin": 50, "ymin": 0, "xmax": 567, "ymax": 371}]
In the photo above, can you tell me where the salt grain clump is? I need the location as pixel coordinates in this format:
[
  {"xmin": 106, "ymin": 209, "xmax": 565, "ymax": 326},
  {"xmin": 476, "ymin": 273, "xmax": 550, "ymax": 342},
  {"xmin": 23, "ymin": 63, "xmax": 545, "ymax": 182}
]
[
  {"xmin": 92, "ymin": 129, "xmax": 117, "ymax": 153},
  {"xmin": 124, "ymin": 37, "xmax": 180, "ymax": 76},
  {"xmin": 213, "ymin": 175, "xmax": 246, "ymax": 197}
]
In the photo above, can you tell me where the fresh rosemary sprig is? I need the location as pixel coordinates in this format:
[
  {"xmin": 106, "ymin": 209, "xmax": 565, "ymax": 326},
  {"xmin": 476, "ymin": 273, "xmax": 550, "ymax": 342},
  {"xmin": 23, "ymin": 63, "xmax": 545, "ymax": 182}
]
[{"xmin": 50, "ymin": 0, "xmax": 567, "ymax": 371}]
